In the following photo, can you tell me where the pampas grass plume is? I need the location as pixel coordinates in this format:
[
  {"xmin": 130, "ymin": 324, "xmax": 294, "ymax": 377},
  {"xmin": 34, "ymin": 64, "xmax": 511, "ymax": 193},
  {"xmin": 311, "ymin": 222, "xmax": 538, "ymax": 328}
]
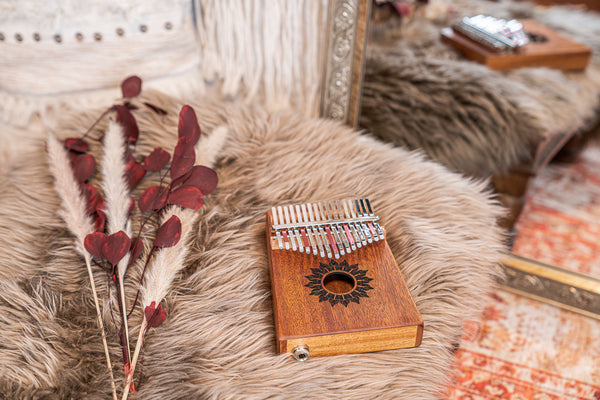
[
  {"xmin": 46, "ymin": 133, "xmax": 118, "ymax": 400},
  {"xmin": 100, "ymin": 121, "xmax": 134, "ymax": 371},
  {"xmin": 46, "ymin": 134, "xmax": 95, "ymax": 256}
]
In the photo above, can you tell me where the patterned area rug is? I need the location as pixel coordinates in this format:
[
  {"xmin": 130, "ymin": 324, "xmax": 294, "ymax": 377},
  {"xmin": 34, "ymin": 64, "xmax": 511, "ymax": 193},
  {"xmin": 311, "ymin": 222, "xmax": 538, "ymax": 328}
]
[{"xmin": 448, "ymin": 141, "xmax": 600, "ymax": 399}]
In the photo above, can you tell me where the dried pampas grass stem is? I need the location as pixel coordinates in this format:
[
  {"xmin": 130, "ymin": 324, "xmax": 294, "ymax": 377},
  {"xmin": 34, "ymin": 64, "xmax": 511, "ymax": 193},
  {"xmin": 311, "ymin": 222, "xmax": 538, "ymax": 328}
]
[
  {"xmin": 46, "ymin": 134, "xmax": 118, "ymax": 400},
  {"xmin": 101, "ymin": 122, "xmax": 133, "ymax": 368}
]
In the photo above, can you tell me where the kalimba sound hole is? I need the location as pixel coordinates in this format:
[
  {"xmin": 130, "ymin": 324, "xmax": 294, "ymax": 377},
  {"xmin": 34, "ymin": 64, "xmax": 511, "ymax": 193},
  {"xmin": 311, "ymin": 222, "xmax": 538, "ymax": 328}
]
[{"xmin": 323, "ymin": 272, "xmax": 356, "ymax": 294}]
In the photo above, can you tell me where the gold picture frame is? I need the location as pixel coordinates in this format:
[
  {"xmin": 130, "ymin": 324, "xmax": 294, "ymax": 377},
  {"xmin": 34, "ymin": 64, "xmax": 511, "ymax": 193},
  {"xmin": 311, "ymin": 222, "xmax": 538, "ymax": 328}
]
[{"xmin": 320, "ymin": 0, "xmax": 371, "ymax": 128}]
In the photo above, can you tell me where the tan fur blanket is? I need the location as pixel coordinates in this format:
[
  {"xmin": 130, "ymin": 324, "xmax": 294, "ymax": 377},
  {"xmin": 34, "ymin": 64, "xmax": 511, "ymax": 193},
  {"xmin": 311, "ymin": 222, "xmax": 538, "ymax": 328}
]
[
  {"xmin": 0, "ymin": 91, "xmax": 505, "ymax": 399},
  {"xmin": 360, "ymin": 0, "xmax": 600, "ymax": 177}
]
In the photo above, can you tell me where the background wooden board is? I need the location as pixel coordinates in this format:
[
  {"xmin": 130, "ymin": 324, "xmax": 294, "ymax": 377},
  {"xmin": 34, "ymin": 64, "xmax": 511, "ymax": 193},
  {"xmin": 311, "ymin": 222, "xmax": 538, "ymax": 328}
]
[{"xmin": 441, "ymin": 19, "xmax": 592, "ymax": 71}]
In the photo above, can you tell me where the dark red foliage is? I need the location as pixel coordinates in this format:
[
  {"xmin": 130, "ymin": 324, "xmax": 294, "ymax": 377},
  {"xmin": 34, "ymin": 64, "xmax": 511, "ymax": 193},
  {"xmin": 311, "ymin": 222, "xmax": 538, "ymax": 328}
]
[
  {"xmin": 143, "ymin": 148, "xmax": 170, "ymax": 172},
  {"xmin": 153, "ymin": 215, "xmax": 181, "ymax": 248},
  {"xmin": 170, "ymin": 137, "xmax": 195, "ymax": 180},
  {"xmin": 94, "ymin": 209, "xmax": 106, "ymax": 232},
  {"xmin": 94, "ymin": 200, "xmax": 106, "ymax": 232},
  {"xmin": 121, "ymin": 76, "xmax": 142, "ymax": 98},
  {"xmin": 138, "ymin": 185, "xmax": 169, "ymax": 213},
  {"xmin": 82, "ymin": 184, "xmax": 102, "ymax": 214},
  {"xmin": 63, "ymin": 138, "xmax": 89, "ymax": 153},
  {"xmin": 84, "ymin": 232, "xmax": 107, "ymax": 260},
  {"xmin": 128, "ymin": 237, "xmax": 144, "ymax": 267},
  {"xmin": 124, "ymin": 152, "xmax": 146, "ymax": 190},
  {"xmin": 84, "ymin": 231, "xmax": 132, "ymax": 266},
  {"xmin": 71, "ymin": 154, "xmax": 96, "ymax": 183},
  {"xmin": 128, "ymin": 197, "xmax": 135, "ymax": 216},
  {"xmin": 167, "ymin": 185, "xmax": 203, "ymax": 209},
  {"xmin": 182, "ymin": 165, "xmax": 218, "ymax": 195},
  {"xmin": 145, "ymin": 301, "xmax": 166, "ymax": 329},
  {"xmin": 114, "ymin": 105, "xmax": 139, "ymax": 145},
  {"xmin": 178, "ymin": 105, "xmax": 201, "ymax": 145},
  {"xmin": 104, "ymin": 231, "xmax": 131, "ymax": 266}
]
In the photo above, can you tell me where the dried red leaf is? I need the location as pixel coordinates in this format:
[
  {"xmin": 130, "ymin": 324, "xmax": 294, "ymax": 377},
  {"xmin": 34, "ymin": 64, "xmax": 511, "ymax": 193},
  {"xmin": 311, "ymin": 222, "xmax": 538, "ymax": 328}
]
[
  {"xmin": 85, "ymin": 232, "xmax": 108, "ymax": 259},
  {"xmin": 67, "ymin": 151, "xmax": 78, "ymax": 163},
  {"xmin": 94, "ymin": 200, "xmax": 106, "ymax": 232},
  {"xmin": 71, "ymin": 154, "xmax": 96, "ymax": 183},
  {"xmin": 121, "ymin": 76, "xmax": 142, "ymax": 98},
  {"xmin": 82, "ymin": 184, "xmax": 102, "ymax": 214},
  {"xmin": 183, "ymin": 165, "xmax": 218, "ymax": 195},
  {"xmin": 138, "ymin": 185, "xmax": 169, "ymax": 213},
  {"xmin": 128, "ymin": 237, "xmax": 144, "ymax": 267},
  {"xmin": 144, "ymin": 102, "xmax": 168, "ymax": 115},
  {"xmin": 114, "ymin": 105, "xmax": 139, "ymax": 145},
  {"xmin": 94, "ymin": 210, "xmax": 106, "ymax": 232},
  {"xmin": 170, "ymin": 137, "xmax": 195, "ymax": 180},
  {"xmin": 178, "ymin": 105, "xmax": 201, "ymax": 145},
  {"xmin": 124, "ymin": 155, "xmax": 146, "ymax": 190},
  {"xmin": 169, "ymin": 168, "xmax": 192, "ymax": 188},
  {"xmin": 128, "ymin": 197, "xmax": 135, "ymax": 216},
  {"xmin": 143, "ymin": 147, "xmax": 170, "ymax": 172},
  {"xmin": 102, "ymin": 231, "xmax": 131, "ymax": 266},
  {"xmin": 96, "ymin": 199, "xmax": 105, "ymax": 214},
  {"xmin": 63, "ymin": 138, "xmax": 89, "ymax": 153},
  {"xmin": 144, "ymin": 301, "xmax": 166, "ymax": 328},
  {"xmin": 167, "ymin": 185, "xmax": 204, "ymax": 210},
  {"xmin": 153, "ymin": 215, "xmax": 181, "ymax": 248}
]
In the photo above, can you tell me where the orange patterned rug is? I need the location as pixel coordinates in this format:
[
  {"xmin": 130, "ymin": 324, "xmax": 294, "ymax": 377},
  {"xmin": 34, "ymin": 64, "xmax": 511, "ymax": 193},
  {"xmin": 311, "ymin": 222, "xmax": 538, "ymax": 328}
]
[{"xmin": 448, "ymin": 141, "xmax": 600, "ymax": 399}]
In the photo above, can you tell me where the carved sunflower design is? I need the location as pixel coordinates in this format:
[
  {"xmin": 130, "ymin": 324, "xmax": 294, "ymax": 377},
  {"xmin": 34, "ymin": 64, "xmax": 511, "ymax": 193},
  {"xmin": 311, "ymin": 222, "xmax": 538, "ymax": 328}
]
[{"xmin": 304, "ymin": 259, "xmax": 374, "ymax": 307}]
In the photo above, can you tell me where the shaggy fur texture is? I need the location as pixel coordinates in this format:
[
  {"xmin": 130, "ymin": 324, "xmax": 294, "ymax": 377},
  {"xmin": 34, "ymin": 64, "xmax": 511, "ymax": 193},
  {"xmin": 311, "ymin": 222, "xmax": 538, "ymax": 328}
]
[
  {"xmin": 0, "ymin": 91, "xmax": 505, "ymax": 399},
  {"xmin": 360, "ymin": 0, "xmax": 600, "ymax": 177}
]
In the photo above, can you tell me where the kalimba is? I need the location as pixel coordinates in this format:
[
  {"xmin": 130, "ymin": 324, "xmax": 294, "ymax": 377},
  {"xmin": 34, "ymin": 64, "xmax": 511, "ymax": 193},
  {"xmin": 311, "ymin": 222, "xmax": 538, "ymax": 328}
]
[
  {"xmin": 441, "ymin": 19, "xmax": 591, "ymax": 71},
  {"xmin": 266, "ymin": 198, "xmax": 423, "ymax": 361}
]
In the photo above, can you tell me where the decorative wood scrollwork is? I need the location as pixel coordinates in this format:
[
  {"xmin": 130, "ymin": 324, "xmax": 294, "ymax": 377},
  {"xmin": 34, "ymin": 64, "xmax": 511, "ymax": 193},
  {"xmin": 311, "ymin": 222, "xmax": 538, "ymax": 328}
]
[{"xmin": 321, "ymin": 0, "xmax": 370, "ymax": 126}]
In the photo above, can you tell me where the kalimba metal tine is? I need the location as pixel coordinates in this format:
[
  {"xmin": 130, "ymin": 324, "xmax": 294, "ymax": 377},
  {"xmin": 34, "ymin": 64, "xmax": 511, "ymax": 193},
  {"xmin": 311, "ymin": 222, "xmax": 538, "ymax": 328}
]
[
  {"xmin": 290, "ymin": 205, "xmax": 304, "ymax": 253},
  {"xmin": 295, "ymin": 204, "xmax": 310, "ymax": 254},
  {"xmin": 363, "ymin": 198, "xmax": 379, "ymax": 242},
  {"xmin": 277, "ymin": 206, "xmax": 290, "ymax": 250},
  {"xmin": 343, "ymin": 199, "xmax": 363, "ymax": 248},
  {"xmin": 354, "ymin": 199, "xmax": 372, "ymax": 243},
  {"xmin": 348, "ymin": 199, "xmax": 367, "ymax": 246},
  {"xmin": 365, "ymin": 198, "xmax": 374, "ymax": 216},
  {"xmin": 338, "ymin": 199, "xmax": 357, "ymax": 251},
  {"xmin": 319, "ymin": 202, "xmax": 339, "ymax": 259},
  {"xmin": 355, "ymin": 199, "xmax": 363, "ymax": 217},
  {"xmin": 308, "ymin": 203, "xmax": 326, "ymax": 258},
  {"xmin": 302, "ymin": 203, "xmax": 318, "ymax": 255},
  {"xmin": 283, "ymin": 206, "xmax": 298, "ymax": 251},
  {"xmin": 272, "ymin": 206, "xmax": 284, "ymax": 250},
  {"xmin": 360, "ymin": 198, "xmax": 368, "ymax": 216},
  {"xmin": 314, "ymin": 203, "xmax": 333, "ymax": 258},
  {"xmin": 326, "ymin": 202, "xmax": 345, "ymax": 256},
  {"xmin": 330, "ymin": 201, "xmax": 351, "ymax": 254}
]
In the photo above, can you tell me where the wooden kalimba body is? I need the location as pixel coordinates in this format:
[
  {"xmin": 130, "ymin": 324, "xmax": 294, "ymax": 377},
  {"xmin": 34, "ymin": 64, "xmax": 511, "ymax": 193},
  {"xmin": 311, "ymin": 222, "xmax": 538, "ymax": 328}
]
[{"xmin": 266, "ymin": 198, "xmax": 423, "ymax": 361}]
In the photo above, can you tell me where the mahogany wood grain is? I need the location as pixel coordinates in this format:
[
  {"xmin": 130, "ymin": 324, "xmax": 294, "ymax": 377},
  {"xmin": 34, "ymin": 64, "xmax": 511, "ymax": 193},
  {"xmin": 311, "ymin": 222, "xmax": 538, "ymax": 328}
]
[
  {"xmin": 441, "ymin": 19, "xmax": 592, "ymax": 71},
  {"xmin": 266, "ymin": 211, "xmax": 423, "ymax": 358}
]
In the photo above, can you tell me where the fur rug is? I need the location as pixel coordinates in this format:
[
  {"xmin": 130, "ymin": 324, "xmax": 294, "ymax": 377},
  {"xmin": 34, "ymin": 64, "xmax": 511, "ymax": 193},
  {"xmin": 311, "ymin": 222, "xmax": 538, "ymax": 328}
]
[
  {"xmin": 360, "ymin": 0, "xmax": 600, "ymax": 177},
  {"xmin": 0, "ymin": 91, "xmax": 505, "ymax": 399}
]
